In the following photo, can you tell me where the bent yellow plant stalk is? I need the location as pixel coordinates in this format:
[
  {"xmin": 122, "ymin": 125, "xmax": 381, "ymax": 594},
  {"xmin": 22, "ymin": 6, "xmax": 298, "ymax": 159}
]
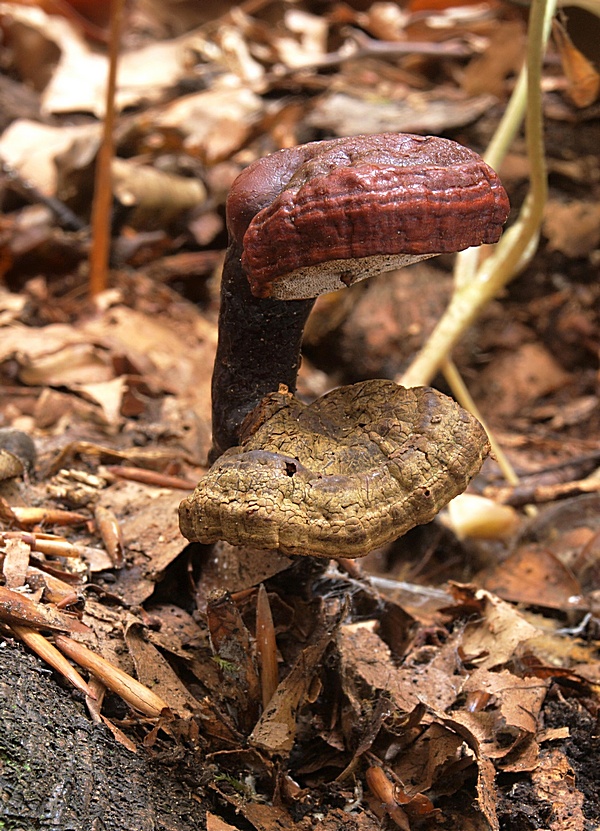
[{"xmin": 400, "ymin": 0, "xmax": 557, "ymax": 389}]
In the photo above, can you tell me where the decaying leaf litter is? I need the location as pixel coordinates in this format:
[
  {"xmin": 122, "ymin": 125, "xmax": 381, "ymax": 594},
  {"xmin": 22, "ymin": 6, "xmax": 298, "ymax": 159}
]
[{"xmin": 0, "ymin": 0, "xmax": 599, "ymax": 829}]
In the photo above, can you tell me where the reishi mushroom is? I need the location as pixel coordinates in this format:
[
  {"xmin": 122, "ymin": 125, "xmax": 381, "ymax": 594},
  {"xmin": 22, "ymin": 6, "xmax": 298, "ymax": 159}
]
[
  {"xmin": 209, "ymin": 132, "xmax": 509, "ymax": 459},
  {"xmin": 179, "ymin": 133, "xmax": 509, "ymax": 558}
]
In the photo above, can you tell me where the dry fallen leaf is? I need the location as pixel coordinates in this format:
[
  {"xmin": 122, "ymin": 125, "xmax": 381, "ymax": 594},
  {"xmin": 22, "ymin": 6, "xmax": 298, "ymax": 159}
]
[
  {"xmin": 531, "ymin": 747, "xmax": 586, "ymax": 830},
  {"xmin": 453, "ymin": 586, "xmax": 541, "ymax": 670},
  {"xmin": 124, "ymin": 622, "xmax": 200, "ymax": 718},
  {"xmin": 449, "ymin": 668, "xmax": 548, "ymax": 767},
  {"xmin": 154, "ymin": 86, "xmax": 265, "ymax": 164},
  {"xmin": 1, "ymin": 537, "xmax": 30, "ymax": 588},
  {"xmin": 475, "ymin": 341, "xmax": 570, "ymax": 419},
  {"xmin": 481, "ymin": 545, "xmax": 584, "ymax": 610},
  {"xmin": 0, "ymin": 6, "xmax": 198, "ymax": 115},
  {"xmin": 461, "ymin": 20, "xmax": 526, "ymax": 98},
  {"xmin": 250, "ymin": 616, "xmax": 341, "ymax": 755},
  {"xmin": 553, "ymin": 19, "xmax": 600, "ymax": 108},
  {"xmin": 544, "ymin": 199, "xmax": 600, "ymax": 258},
  {"xmin": 307, "ymin": 90, "xmax": 497, "ymax": 137},
  {"xmin": 0, "ymin": 119, "xmax": 101, "ymax": 194}
]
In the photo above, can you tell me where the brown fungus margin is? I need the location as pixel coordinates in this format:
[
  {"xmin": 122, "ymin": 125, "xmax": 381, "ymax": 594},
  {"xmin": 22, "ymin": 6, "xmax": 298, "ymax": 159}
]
[{"xmin": 179, "ymin": 380, "xmax": 490, "ymax": 559}]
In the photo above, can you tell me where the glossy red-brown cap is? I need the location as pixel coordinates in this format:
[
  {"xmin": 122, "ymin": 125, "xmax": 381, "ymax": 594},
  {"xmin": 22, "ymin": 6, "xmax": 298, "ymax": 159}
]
[{"xmin": 229, "ymin": 133, "xmax": 510, "ymax": 300}]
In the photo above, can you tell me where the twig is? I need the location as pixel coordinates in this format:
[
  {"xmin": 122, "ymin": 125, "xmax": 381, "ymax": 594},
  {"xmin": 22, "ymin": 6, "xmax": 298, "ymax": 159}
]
[
  {"xmin": 292, "ymin": 29, "xmax": 474, "ymax": 71},
  {"xmin": 255, "ymin": 584, "xmax": 278, "ymax": 709},
  {"xmin": 106, "ymin": 465, "xmax": 200, "ymax": 490},
  {"xmin": 88, "ymin": 0, "xmax": 126, "ymax": 297},
  {"xmin": 485, "ymin": 475, "xmax": 600, "ymax": 507},
  {"xmin": 54, "ymin": 634, "xmax": 170, "ymax": 718},
  {"xmin": 94, "ymin": 505, "xmax": 125, "ymax": 568},
  {"xmin": 11, "ymin": 624, "xmax": 96, "ymax": 699},
  {"xmin": 441, "ymin": 358, "xmax": 537, "ymax": 516}
]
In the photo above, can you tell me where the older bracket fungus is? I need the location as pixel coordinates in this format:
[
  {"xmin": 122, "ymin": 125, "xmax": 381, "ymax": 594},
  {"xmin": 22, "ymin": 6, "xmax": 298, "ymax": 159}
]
[{"xmin": 179, "ymin": 380, "xmax": 491, "ymax": 559}]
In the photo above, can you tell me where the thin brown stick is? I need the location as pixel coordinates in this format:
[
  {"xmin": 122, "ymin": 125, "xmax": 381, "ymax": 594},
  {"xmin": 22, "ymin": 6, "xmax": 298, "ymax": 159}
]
[
  {"xmin": 365, "ymin": 766, "xmax": 410, "ymax": 830},
  {"xmin": 106, "ymin": 466, "xmax": 200, "ymax": 490},
  {"xmin": 54, "ymin": 634, "xmax": 170, "ymax": 718},
  {"xmin": 485, "ymin": 475, "xmax": 600, "ymax": 507},
  {"xmin": 11, "ymin": 624, "xmax": 97, "ymax": 699},
  {"xmin": 88, "ymin": 0, "xmax": 126, "ymax": 297},
  {"xmin": 94, "ymin": 505, "xmax": 125, "ymax": 568},
  {"xmin": 6, "ymin": 506, "xmax": 88, "ymax": 528},
  {"xmin": 255, "ymin": 584, "xmax": 278, "ymax": 710}
]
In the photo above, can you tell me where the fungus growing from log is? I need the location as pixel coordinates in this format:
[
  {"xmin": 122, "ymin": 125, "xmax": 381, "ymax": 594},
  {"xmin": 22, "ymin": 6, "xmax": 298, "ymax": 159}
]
[{"xmin": 179, "ymin": 133, "xmax": 509, "ymax": 558}]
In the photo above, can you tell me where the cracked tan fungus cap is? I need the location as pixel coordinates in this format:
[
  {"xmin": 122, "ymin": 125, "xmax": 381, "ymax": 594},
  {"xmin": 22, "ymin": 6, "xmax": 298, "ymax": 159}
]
[{"xmin": 179, "ymin": 379, "xmax": 490, "ymax": 559}]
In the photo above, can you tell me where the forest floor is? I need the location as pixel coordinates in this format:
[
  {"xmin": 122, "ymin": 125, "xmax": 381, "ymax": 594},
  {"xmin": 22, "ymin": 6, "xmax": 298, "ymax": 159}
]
[{"xmin": 0, "ymin": 1, "xmax": 599, "ymax": 829}]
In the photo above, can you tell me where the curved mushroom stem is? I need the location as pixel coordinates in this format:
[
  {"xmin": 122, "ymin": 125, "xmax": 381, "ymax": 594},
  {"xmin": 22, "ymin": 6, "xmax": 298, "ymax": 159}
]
[
  {"xmin": 209, "ymin": 133, "xmax": 510, "ymax": 461},
  {"xmin": 210, "ymin": 142, "xmax": 322, "ymax": 460},
  {"xmin": 211, "ymin": 246, "xmax": 314, "ymax": 460}
]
